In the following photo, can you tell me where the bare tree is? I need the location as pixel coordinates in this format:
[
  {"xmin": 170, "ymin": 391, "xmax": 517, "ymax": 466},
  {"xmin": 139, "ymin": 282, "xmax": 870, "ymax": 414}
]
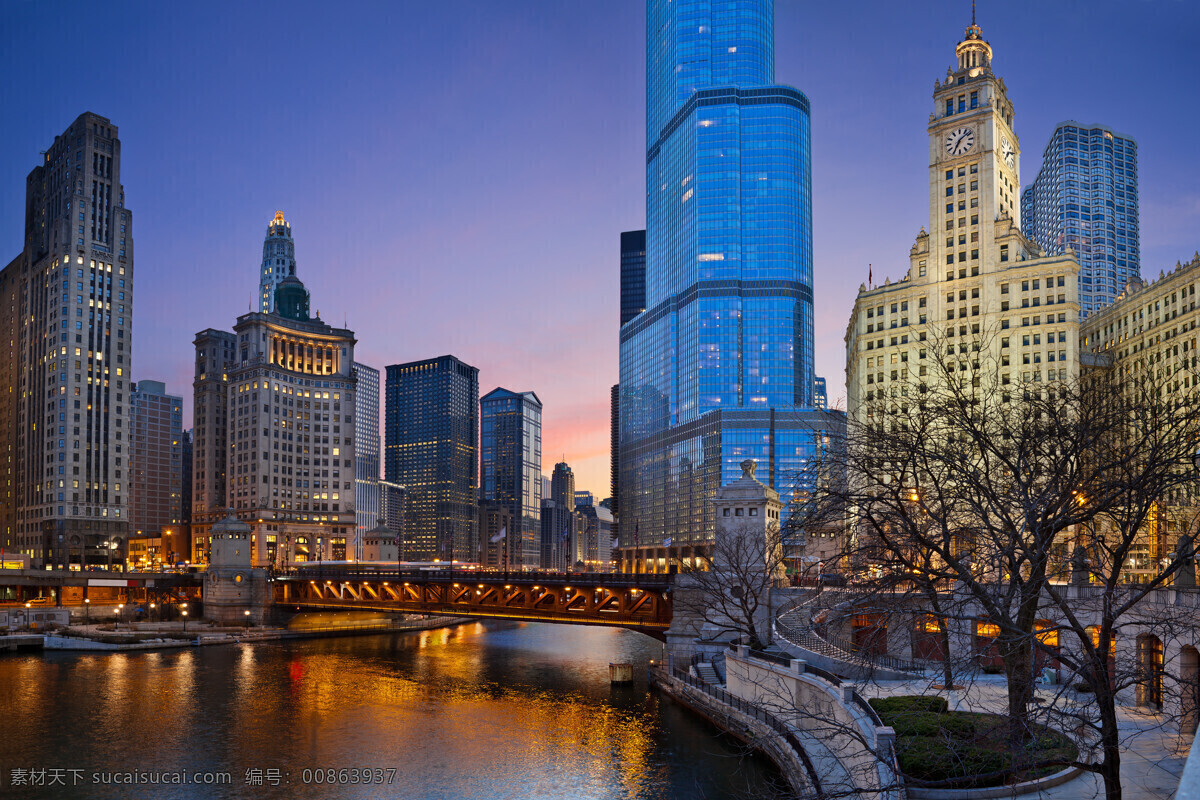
[
  {"xmin": 676, "ymin": 521, "xmax": 789, "ymax": 650},
  {"xmin": 796, "ymin": 329, "xmax": 1200, "ymax": 799}
]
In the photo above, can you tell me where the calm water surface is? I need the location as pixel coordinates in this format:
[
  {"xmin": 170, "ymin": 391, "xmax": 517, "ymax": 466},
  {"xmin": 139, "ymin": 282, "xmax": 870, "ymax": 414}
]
[{"xmin": 0, "ymin": 622, "xmax": 781, "ymax": 799}]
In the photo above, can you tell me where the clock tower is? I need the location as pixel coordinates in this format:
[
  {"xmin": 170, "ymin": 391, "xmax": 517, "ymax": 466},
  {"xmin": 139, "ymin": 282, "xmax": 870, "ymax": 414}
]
[
  {"xmin": 844, "ymin": 19, "xmax": 1082, "ymax": 424},
  {"xmin": 927, "ymin": 21, "xmax": 1024, "ymax": 273}
]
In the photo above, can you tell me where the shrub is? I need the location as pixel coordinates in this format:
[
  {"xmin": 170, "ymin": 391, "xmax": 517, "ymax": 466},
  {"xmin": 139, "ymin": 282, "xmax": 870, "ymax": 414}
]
[
  {"xmin": 869, "ymin": 695, "xmax": 949, "ymax": 716},
  {"xmin": 869, "ymin": 698, "xmax": 1077, "ymax": 788}
]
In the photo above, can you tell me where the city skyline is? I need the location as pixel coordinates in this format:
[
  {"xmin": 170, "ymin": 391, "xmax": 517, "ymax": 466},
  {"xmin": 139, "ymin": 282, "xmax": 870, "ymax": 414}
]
[{"xmin": 2, "ymin": 2, "xmax": 1197, "ymax": 497}]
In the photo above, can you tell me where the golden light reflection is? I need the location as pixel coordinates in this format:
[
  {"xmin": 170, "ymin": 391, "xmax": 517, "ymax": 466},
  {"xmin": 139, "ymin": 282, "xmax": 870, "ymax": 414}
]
[{"xmin": 0, "ymin": 624, "xmax": 755, "ymax": 797}]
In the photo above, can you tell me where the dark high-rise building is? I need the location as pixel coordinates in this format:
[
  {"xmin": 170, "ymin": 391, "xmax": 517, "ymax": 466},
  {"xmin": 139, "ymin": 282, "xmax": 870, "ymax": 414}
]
[
  {"xmin": 353, "ymin": 361, "xmax": 381, "ymax": 559},
  {"xmin": 385, "ymin": 355, "xmax": 479, "ymax": 562},
  {"xmin": 550, "ymin": 462, "xmax": 575, "ymax": 508},
  {"xmin": 620, "ymin": 229, "xmax": 647, "ymax": 327},
  {"xmin": 0, "ymin": 112, "xmax": 133, "ymax": 567},
  {"xmin": 610, "ymin": 383, "xmax": 619, "ymax": 545},
  {"xmin": 540, "ymin": 499, "xmax": 574, "ymax": 571},
  {"xmin": 478, "ymin": 499, "xmax": 512, "ymax": 568},
  {"xmin": 129, "ymin": 380, "xmax": 183, "ymax": 567},
  {"xmin": 481, "ymin": 388, "xmax": 542, "ymax": 568},
  {"xmin": 1021, "ymin": 122, "xmax": 1139, "ymax": 316},
  {"xmin": 379, "ymin": 479, "xmax": 405, "ymax": 558},
  {"xmin": 542, "ymin": 461, "xmax": 576, "ymax": 569},
  {"xmin": 177, "ymin": 429, "xmax": 193, "ymax": 564},
  {"xmin": 619, "ymin": 0, "xmax": 830, "ymax": 572}
]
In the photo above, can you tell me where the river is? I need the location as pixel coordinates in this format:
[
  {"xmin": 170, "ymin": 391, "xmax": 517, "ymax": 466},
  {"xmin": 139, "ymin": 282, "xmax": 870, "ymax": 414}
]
[{"xmin": 0, "ymin": 621, "xmax": 783, "ymax": 799}]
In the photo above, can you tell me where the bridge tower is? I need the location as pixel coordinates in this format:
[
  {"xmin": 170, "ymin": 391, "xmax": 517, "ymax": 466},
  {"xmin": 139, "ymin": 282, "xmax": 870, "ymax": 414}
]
[
  {"xmin": 202, "ymin": 510, "xmax": 270, "ymax": 624},
  {"xmin": 667, "ymin": 460, "xmax": 786, "ymax": 664}
]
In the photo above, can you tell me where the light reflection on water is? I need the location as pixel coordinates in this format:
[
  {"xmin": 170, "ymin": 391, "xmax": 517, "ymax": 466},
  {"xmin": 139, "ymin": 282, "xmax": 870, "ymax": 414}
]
[{"xmin": 0, "ymin": 621, "xmax": 781, "ymax": 799}]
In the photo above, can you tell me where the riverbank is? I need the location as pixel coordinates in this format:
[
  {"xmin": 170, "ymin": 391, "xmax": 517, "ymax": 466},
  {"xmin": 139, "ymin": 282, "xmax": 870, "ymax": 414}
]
[{"xmin": 6, "ymin": 614, "xmax": 472, "ymax": 652}]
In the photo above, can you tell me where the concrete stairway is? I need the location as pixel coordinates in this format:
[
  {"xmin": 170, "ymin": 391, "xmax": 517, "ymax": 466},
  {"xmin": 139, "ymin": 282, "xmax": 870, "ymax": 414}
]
[{"xmin": 693, "ymin": 661, "xmax": 722, "ymax": 686}]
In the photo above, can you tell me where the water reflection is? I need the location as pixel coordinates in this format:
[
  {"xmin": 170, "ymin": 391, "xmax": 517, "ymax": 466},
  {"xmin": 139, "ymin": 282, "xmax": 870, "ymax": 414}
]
[{"xmin": 0, "ymin": 622, "xmax": 779, "ymax": 799}]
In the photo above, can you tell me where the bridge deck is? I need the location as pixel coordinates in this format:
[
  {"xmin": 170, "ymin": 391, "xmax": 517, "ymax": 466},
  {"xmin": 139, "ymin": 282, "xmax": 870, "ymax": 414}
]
[{"xmin": 276, "ymin": 570, "xmax": 673, "ymax": 638}]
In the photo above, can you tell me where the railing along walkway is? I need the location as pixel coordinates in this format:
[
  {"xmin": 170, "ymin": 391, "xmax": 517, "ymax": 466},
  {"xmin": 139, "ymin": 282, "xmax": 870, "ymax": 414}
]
[
  {"xmin": 658, "ymin": 664, "xmax": 823, "ymax": 798},
  {"xmin": 776, "ymin": 612, "xmax": 923, "ymax": 675}
]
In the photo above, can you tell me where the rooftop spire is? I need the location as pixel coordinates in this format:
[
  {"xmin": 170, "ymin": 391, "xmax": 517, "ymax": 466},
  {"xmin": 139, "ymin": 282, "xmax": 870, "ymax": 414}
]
[
  {"xmin": 955, "ymin": 10, "xmax": 992, "ymax": 76},
  {"xmin": 259, "ymin": 210, "xmax": 298, "ymax": 314}
]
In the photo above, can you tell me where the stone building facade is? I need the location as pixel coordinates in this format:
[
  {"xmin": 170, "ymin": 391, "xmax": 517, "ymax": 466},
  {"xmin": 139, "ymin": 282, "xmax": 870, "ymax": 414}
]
[
  {"xmin": 845, "ymin": 24, "xmax": 1081, "ymax": 419},
  {"xmin": 191, "ymin": 214, "xmax": 356, "ymax": 566}
]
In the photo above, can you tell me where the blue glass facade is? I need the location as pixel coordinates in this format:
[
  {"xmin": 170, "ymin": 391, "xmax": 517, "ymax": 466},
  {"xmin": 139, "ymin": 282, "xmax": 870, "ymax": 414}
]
[
  {"xmin": 1021, "ymin": 122, "xmax": 1139, "ymax": 317},
  {"xmin": 620, "ymin": 230, "xmax": 647, "ymax": 327},
  {"xmin": 619, "ymin": 0, "xmax": 830, "ymax": 567},
  {"xmin": 481, "ymin": 388, "xmax": 543, "ymax": 568}
]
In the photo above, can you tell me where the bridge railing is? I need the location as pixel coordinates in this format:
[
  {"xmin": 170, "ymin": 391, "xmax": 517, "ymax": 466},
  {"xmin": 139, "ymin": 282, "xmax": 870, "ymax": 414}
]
[{"xmin": 285, "ymin": 566, "xmax": 673, "ymax": 588}]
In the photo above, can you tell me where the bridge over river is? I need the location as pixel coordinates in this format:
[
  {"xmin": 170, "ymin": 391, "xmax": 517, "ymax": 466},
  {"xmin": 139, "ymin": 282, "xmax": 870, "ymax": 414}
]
[{"xmin": 275, "ymin": 568, "xmax": 674, "ymax": 639}]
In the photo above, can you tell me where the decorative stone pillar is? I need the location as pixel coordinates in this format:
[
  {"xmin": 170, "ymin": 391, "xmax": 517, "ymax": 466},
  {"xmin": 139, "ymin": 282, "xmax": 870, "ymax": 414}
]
[{"xmin": 203, "ymin": 510, "xmax": 270, "ymax": 624}]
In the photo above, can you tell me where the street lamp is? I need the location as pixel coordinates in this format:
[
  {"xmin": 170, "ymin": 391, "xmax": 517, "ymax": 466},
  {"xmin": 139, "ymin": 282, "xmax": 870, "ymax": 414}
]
[
  {"xmin": 84, "ymin": 597, "xmax": 90, "ymax": 625},
  {"xmin": 244, "ymin": 609, "xmax": 251, "ymax": 629},
  {"xmin": 181, "ymin": 609, "xmax": 188, "ymax": 633},
  {"xmin": 117, "ymin": 603, "xmax": 124, "ymax": 631},
  {"xmin": 149, "ymin": 602, "xmax": 156, "ymax": 623}
]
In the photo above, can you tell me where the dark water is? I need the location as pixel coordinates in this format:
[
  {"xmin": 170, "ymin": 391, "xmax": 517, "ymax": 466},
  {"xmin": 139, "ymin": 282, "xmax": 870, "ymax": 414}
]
[{"xmin": 0, "ymin": 622, "xmax": 782, "ymax": 799}]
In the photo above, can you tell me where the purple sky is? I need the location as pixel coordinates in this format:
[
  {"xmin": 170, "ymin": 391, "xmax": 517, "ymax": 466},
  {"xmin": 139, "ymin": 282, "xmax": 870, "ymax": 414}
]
[{"xmin": 3, "ymin": 2, "xmax": 1198, "ymax": 497}]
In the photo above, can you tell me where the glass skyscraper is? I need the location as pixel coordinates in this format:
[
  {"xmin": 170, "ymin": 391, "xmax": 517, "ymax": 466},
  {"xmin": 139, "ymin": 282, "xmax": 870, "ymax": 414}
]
[
  {"xmin": 353, "ymin": 362, "xmax": 380, "ymax": 560},
  {"xmin": 620, "ymin": 230, "xmax": 647, "ymax": 327},
  {"xmin": 1021, "ymin": 122, "xmax": 1139, "ymax": 316},
  {"xmin": 619, "ymin": 0, "xmax": 832, "ymax": 572},
  {"xmin": 481, "ymin": 388, "xmax": 542, "ymax": 568},
  {"xmin": 384, "ymin": 355, "xmax": 479, "ymax": 562}
]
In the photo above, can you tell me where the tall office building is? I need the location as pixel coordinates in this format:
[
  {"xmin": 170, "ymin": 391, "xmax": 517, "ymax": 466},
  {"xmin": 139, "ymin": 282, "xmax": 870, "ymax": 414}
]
[
  {"xmin": 192, "ymin": 217, "xmax": 358, "ymax": 565},
  {"xmin": 620, "ymin": 230, "xmax": 647, "ymax": 326},
  {"xmin": 379, "ymin": 479, "xmax": 406, "ymax": 557},
  {"xmin": 550, "ymin": 461, "xmax": 575, "ymax": 507},
  {"xmin": 384, "ymin": 355, "xmax": 479, "ymax": 562},
  {"xmin": 812, "ymin": 377, "xmax": 827, "ymax": 410},
  {"xmin": 481, "ymin": 388, "xmax": 542, "ymax": 568},
  {"xmin": 541, "ymin": 461, "xmax": 576, "ymax": 569},
  {"xmin": 0, "ymin": 112, "xmax": 133, "ymax": 567},
  {"xmin": 1080, "ymin": 253, "xmax": 1199, "ymax": 580},
  {"xmin": 1021, "ymin": 122, "xmax": 1139, "ymax": 316},
  {"xmin": 129, "ymin": 380, "xmax": 183, "ymax": 565},
  {"xmin": 178, "ymin": 428, "xmax": 193, "ymax": 563},
  {"xmin": 845, "ymin": 24, "xmax": 1080, "ymax": 423},
  {"xmin": 259, "ymin": 211, "xmax": 297, "ymax": 314},
  {"xmin": 478, "ymin": 498, "xmax": 512, "ymax": 568},
  {"xmin": 540, "ymin": 499, "xmax": 574, "ymax": 571},
  {"xmin": 619, "ymin": 0, "xmax": 832, "ymax": 572},
  {"xmin": 609, "ymin": 383, "xmax": 620, "ymax": 548},
  {"xmin": 353, "ymin": 361, "xmax": 380, "ymax": 559}
]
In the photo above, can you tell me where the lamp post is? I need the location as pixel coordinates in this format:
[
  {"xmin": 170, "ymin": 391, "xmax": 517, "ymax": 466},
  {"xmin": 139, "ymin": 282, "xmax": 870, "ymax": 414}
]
[
  {"xmin": 149, "ymin": 602, "xmax": 156, "ymax": 624},
  {"xmin": 182, "ymin": 609, "xmax": 188, "ymax": 634},
  {"xmin": 244, "ymin": 609, "xmax": 251, "ymax": 629},
  {"xmin": 84, "ymin": 597, "xmax": 90, "ymax": 626},
  {"xmin": 117, "ymin": 603, "xmax": 124, "ymax": 631}
]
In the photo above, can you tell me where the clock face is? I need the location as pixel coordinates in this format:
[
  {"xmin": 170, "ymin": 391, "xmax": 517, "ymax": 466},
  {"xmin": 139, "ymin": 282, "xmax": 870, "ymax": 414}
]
[
  {"xmin": 1001, "ymin": 135, "xmax": 1016, "ymax": 168},
  {"xmin": 945, "ymin": 127, "xmax": 976, "ymax": 156}
]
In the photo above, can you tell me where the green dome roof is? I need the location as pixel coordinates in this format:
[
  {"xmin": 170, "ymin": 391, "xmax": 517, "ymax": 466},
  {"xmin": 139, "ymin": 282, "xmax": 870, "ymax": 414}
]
[{"xmin": 274, "ymin": 276, "xmax": 310, "ymax": 321}]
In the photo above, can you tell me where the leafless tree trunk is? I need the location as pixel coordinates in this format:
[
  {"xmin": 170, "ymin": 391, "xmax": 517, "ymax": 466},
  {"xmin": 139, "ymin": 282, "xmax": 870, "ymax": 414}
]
[{"xmin": 790, "ymin": 327, "xmax": 1200, "ymax": 799}]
